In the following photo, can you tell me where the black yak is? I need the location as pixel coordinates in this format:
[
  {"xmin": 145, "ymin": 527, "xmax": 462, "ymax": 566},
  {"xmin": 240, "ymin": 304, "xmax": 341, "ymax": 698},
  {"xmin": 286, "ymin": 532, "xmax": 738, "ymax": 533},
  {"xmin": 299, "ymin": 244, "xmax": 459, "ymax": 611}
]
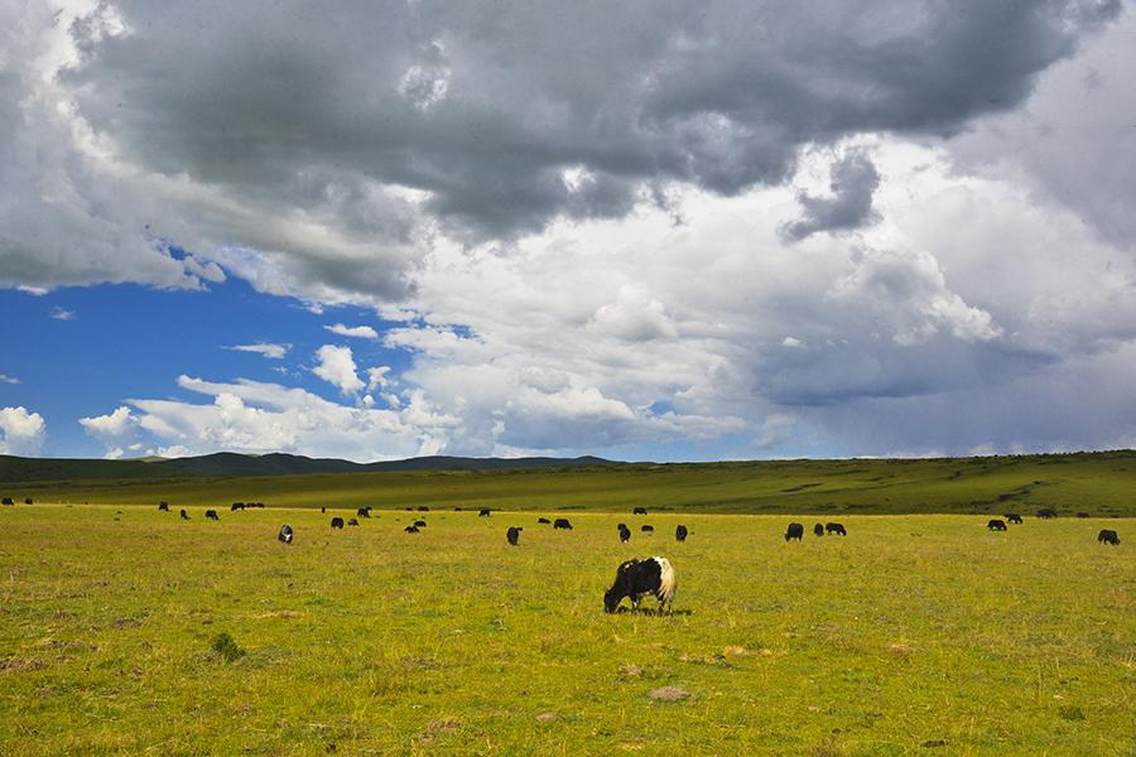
[
  {"xmin": 404, "ymin": 525, "xmax": 420, "ymax": 533},
  {"xmin": 538, "ymin": 517, "xmax": 551, "ymax": 524},
  {"xmin": 675, "ymin": 525, "xmax": 688, "ymax": 542},
  {"xmin": 278, "ymin": 525, "xmax": 294, "ymax": 544},
  {"xmin": 414, "ymin": 520, "xmax": 427, "ymax": 528},
  {"xmin": 619, "ymin": 525, "xmax": 631, "ymax": 543},
  {"xmin": 180, "ymin": 509, "xmax": 190, "ymax": 520},
  {"xmin": 641, "ymin": 524, "xmax": 654, "ymax": 533},
  {"xmin": 813, "ymin": 523, "xmax": 824, "ymax": 537},
  {"xmin": 1, "ymin": 497, "xmax": 12, "ymax": 507},
  {"xmin": 785, "ymin": 522, "xmax": 804, "ymax": 542},
  {"xmin": 1006, "ymin": 513, "xmax": 1023, "ymax": 524},
  {"xmin": 1098, "ymin": 529, "xmax": 1120, "ymax": 546},
  {"xmin": 418, "ymin": 506, "xmax": 430, "ymax": 512},
  {"xmin": 23, "ymin": 498, "xmax": 32, "ymax": 505},
  {"xmin": 479, "ymin": 509, "xmax": 491, "ymax": 517},
  {"xmin": 825, "ymin": 522, "xmax": 847, "ymax": 536},
  {"xmin": 987, "ymin": 519, "xmax": 1007, "ymax": 531},
  {"xmin": 231, "ymin": 502, "xmax": 245, "ymax": 511},
  {"xmin": 603, "ymin": 557, "xmax": 677, "ymax": 614},
  {"xmin": 1076, "ymin": 512, "xmax": 1091, "ymax": 519},
  {"xmin": 554, "ymin": 518, "xmax": 573, "ymax": 530},
  {"xmin": 348, "ymin": 518, "xmax": 359, "ymax": 526},
  {"xmin": 357, "ymin": 507, "xmax": 371, "ymax": 518},
  {"xmin": 1037, "ymin": 509, "xmax": 1057, "ymax": 519},
  {"xmin": 633, "ymin": 507, "xmax": 648, "ymax": 515},
  {"xmin": 507, "ymin": 526, "xmax": 522, "ymax": 546},
  {"xmin": 158, "ymin": 501, "xmax": 169, "ymax": 512},
  {"xmin": 330, "ymin": 517, "xmax": 345, "ymax": 529},
  {"xmin": 205, "ymin": 510, "xmax": 220, "ymax": 521}
]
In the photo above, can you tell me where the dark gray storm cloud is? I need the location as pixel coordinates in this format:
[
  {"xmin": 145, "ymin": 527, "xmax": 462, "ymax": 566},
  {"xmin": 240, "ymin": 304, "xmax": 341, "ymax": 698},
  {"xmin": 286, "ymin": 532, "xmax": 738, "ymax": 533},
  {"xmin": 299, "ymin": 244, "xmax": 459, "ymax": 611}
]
[
  {"xmin": 781, "ymin": 150, "xmax": 881, "ymax": 241},
  {"xmin": 59, "ymin": 0, "xmax": 1118, "ymax": 245}
]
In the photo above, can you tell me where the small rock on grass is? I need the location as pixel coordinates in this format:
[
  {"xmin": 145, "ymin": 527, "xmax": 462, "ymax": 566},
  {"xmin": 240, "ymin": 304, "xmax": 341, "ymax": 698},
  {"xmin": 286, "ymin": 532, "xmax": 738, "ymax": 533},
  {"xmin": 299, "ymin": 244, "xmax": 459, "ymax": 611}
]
[
  {"xmin": 536, "ymin": 712, "xmax": 558, "ymax": 722},
  {"xmin": 648, "ymin": 686, "xmax": 690, "ymax": 702}
]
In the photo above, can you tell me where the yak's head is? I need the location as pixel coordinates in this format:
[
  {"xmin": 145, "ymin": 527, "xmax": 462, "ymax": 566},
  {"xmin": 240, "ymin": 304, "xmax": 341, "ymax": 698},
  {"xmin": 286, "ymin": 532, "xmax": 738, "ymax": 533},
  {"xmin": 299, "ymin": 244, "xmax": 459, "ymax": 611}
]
[{"xmin": 603, "ymin": 589, "xmax": 622, "ymax": 614}]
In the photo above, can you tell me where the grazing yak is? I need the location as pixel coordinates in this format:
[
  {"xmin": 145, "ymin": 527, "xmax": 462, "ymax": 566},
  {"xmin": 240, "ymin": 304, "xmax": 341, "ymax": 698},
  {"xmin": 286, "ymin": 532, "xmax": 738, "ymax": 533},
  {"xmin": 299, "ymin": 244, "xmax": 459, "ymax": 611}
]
[
  {"xmin": 404, "ymin": 525, "xmax": 420, "ymax": 533},
  {"xmin": 1076, "ymin": 512, "xmax": 1091, "ymax": 519},
  {"xmin": 825, "ymin": 522, "xmax": 847, "ymax": 536},
  {"xmin": 24, "ymin": 498, "xmax": 33, "ymax": 505},
  {"xmin": 675, "ymin": 525, "xmax": 688, "ymax": 542},
  {"xmin": 414, "ymin": 520, "xmax": 427, "ymax": 528},
  {"xmin": 813, "ymin": 523, "xmax": 824, "ymax": 537},
  {"xmin": 554, "ymin": 518, "xmax": 573, "ymax": 530},
  {"xmin": 479, "ymin": 509, "xmax": 491, "ymax": 517},
  {"xmin": 357, "ymin": 507, "xmax": 371, "ymax": 518},
  {"xmin": 1098, "ymin": 529, "xmax": 1120, "ymax": 546},
  {"xmin": 278, "ymin": 525, "xmax": 294, "ymax": 544},
  {"xmin": 641, "ymin": 524, "xmax": 654, "ymax": 533},
  {"xmin": 1, "ymin": 497, "xmax": 13, "ymax": 507},
  {"xmin": 785, "ymin": 522, "xmax": 804, "ymax": 542},
  {"xmin": 619, "ymin": 525, "xmax": 631, "ymax": 543},
  {"xmin": 603, "ymin": 556, "xmax": 677, "ymax": 614},
  {"xmin": 330, "ymin": 517, "xmax": 345, "ymax": 529},
  {"xmin": 205, "ymin": 510, "xmax": 220, "ymax": 521},
  {"xmin": 348, "ymin": 518, "xmax": 359, "ymax": 527},
  {"xmin": 506, "ymin": 526, "xmax": 522, "ymax": 546},
  {"xmin": 1006, "ymin": 513, "xmax": 1023, "ymax": 524},
  {"xmin": 321, "ymin": 507, "xmax": 326, "ymax": 514},
  {"xmin": 987, "ymin": 519, "xmax": 1008, "ymax": 531},
  {"xmin": 538, "ymin": 517, "xmax": 551, "ymax": 524},
  {"xmin": 180, "ymin": 509, "xmax": 190, "ymax": 520},
  {"xmin": 1037, "ymin": 509, "xmax": 1057, "ymax": 519},
  {"xmin": 633, "ymin": 507, "xmax": 648, "ymax": 515},
  {"xmin": 157, "ymin": 501, "xmax": 169, "ymax": 512},
  {"xmin": 418, "ymin": 506, "xmax": 430, "ymax": 512}
]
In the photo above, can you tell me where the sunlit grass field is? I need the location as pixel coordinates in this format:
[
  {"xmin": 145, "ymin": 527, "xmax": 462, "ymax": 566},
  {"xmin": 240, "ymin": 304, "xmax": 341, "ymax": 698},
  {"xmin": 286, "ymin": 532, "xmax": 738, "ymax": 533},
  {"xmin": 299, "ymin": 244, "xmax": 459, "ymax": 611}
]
[{"xmin": 1, "ymin": 504, "xmax": 1133, "ymax": 754}]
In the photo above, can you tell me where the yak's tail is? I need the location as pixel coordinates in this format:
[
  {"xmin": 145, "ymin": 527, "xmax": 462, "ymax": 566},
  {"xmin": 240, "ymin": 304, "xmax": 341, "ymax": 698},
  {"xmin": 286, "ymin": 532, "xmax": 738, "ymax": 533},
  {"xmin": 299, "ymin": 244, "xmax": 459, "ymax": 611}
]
[{"xmin": 654, "ymin": 556, "xmax": 677, "ymax": 605}]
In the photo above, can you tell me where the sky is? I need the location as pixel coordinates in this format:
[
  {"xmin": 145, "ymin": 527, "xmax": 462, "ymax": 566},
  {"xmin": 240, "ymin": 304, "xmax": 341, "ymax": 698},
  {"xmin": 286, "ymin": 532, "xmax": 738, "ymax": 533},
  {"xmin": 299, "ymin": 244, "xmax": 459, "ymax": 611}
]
[{"xmin": 1, "ymin": 0, "xmax": 1135, "ymax": 462}]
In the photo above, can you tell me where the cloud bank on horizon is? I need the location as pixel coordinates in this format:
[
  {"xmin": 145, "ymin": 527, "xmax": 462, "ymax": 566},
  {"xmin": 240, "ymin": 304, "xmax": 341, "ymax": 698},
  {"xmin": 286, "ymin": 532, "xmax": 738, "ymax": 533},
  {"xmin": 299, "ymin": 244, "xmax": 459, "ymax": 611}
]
[{"xmin": 2, "ymin": 0, "xmax": 1135, "ymax": 462}]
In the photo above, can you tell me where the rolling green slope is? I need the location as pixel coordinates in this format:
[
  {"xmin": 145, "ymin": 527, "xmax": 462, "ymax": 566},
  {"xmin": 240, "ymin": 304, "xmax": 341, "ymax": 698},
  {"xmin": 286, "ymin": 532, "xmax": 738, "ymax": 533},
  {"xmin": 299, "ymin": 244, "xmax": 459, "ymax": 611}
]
[{"xmin": 4, "ymin": 450, "xmax": 1134, "ymax": 516}]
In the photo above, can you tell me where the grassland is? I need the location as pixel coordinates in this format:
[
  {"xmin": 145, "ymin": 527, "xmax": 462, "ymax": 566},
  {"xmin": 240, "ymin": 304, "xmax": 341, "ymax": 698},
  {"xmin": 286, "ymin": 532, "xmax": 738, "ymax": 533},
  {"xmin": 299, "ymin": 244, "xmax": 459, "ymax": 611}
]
[
  {"xmin": 1, "ymin": 504, "xmax": 1133, "ymax": 754},
  {"xmin": 4, "ymin": 450, "xmax": 1136, "ymax": 516}
]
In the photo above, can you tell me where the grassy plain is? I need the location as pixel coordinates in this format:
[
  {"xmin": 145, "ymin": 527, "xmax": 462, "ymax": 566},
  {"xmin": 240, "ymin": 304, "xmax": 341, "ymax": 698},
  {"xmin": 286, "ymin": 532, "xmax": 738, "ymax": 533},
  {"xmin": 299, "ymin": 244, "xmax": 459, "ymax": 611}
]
[
  {"xmin": 5, "ymin": 450, "xmax": 1136, "ymax": 516},
  {"xmin": 0, "ymin": 504, "xmax": 1133, "ymax": 754}
]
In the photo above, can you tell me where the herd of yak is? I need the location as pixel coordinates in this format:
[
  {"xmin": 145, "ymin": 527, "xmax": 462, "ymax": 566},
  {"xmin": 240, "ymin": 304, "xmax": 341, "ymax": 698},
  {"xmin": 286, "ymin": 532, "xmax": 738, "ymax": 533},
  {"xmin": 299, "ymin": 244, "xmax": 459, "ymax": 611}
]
[{"xmin": 1, "ymin": 496, "xmax": 1124, "ymax": 612}]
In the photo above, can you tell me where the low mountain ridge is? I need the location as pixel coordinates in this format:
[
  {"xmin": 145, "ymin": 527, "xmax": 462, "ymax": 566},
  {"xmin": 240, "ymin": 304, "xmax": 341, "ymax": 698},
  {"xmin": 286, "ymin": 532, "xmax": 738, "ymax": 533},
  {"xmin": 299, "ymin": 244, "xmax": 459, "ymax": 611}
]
[{"xmin": 0, "ymin": 452, "xmax": 623, "ymax": 483}]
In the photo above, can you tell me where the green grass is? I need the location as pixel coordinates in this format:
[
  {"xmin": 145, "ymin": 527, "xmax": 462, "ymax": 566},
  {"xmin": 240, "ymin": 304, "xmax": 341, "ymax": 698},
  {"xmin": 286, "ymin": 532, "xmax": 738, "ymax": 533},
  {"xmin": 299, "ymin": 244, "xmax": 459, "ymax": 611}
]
[
  {"xmin": 6, "ymin": 450, "xmax": 1136, "ymax": 516},
  {"xmin": 1, "ymin": 504, "xmax": 1133, "ymax": 753}
]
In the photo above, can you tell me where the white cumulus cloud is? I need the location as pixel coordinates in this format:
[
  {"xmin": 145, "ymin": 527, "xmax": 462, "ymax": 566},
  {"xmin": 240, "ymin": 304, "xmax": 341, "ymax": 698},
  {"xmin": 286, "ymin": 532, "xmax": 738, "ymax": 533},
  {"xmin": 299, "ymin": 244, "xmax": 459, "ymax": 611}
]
[
  {"xmin": 225, "ymin": 343, "xmax": 290, "ymax": 360},
  {"xmin": 0, "ymin": 406, "xmax": 46, "ymax": 455},
  {"xmin": 325, "ymin": 323, "xmax": 379, "ymax": 340},
  {"xmin": 312, "ymin": 345, "xmax": 365, "ymax": 395}
]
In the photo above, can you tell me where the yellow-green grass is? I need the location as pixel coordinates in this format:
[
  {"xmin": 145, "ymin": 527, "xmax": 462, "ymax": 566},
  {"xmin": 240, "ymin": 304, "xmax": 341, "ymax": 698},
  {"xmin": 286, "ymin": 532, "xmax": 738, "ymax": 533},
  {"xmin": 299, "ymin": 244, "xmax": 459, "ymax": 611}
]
[
  {"xmin": 1, "ymin": 505, "xmax": 1133, "ymax": 754},
  {"xmin": 7, "ymin": 451, "xmax": 1136, "ymax": 516}
]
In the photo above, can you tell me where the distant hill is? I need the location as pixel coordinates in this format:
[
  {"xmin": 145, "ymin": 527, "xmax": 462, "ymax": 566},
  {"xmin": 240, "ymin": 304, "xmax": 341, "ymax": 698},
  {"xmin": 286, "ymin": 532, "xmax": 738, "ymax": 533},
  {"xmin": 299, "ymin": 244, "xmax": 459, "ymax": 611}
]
[{"xmin": 0, "ymin": 452, "xmax": 623, "ymax": 483}]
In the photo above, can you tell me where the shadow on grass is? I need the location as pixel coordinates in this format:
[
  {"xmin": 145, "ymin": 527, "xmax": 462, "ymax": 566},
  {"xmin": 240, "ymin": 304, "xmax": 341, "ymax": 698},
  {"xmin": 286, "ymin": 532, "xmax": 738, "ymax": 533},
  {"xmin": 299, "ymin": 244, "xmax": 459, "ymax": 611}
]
[{"xmin": 610, "ymin": 607, "xmax": 693, "ymax": 617}]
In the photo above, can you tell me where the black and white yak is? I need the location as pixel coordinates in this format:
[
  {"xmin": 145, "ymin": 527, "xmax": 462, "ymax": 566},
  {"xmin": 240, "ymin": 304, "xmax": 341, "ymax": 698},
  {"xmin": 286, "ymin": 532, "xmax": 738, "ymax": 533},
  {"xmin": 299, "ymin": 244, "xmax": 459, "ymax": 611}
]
[
  {"xmin": 603, "ymin": 556, "xmax": 677, "ymax": 614},
  {"xmin": 278, "ymin": 524, "xmax": 294, "ymax": 544}
]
